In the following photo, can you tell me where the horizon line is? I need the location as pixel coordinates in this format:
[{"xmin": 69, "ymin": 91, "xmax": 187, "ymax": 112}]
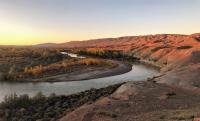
[{"xmin": 0, "ymin": 32, "xmax": 199, "ymax": 46}]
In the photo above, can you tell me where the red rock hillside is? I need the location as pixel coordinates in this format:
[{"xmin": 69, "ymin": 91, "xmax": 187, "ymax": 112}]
[{"xmin": 59, "ymin": 33, "xmax": 200, "ymax": 88}]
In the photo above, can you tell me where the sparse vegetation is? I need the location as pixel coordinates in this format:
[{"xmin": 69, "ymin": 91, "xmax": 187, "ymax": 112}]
[
  {"xmin": 76, "ymin": 49, "xmax": 139, "ymax": 61},
  {"xmin": 151, "ymin": 46, "xmax": 170, "ymax": 52},
  {"xmin": 98, "ymin": 111, "xmax": 118, "ymax": 118},
  {"xmin": 166, "ymin": 92, "xmax": 176, "ymax": 97},
  {"xmin": 0, "ymin": 48, "xmax": 69, "ymax": 81},
  {"xmin": 154, "ymin": 39, "xmax": 163, "ymax": 43},
  {"xmin": 21, "ymin": 58, "xmax": 116, "ymax": 79},
  {"xmin": 177, "ymin": 45, "xmax": 193, "ymax": 49},
  {"xmin": 195, "ymin": 37, "xmax": 200, "ymax": 42},
  {"xmin": 0, "ymin": 48, "xmax": 116, "ymax": 81},
  {"xmin": 0, "ymin": 83, "xmax": 123, "ymax": 121}
]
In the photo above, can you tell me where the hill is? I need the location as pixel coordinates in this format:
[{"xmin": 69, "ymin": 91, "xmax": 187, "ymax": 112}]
[
  {"xmin": 0, "ymin": 33, "xmax": 199, "ymax": 121},
  {"xmin": 1, "ymin": 33, "xmax": 200, "ymax": 88},
  {"xmin": 59, "ymin": 33, "xmax": 200, "ymax": 121},
  {"xmin": 49, "ymin": 33, "xmax": 200, "ymax": 88}
]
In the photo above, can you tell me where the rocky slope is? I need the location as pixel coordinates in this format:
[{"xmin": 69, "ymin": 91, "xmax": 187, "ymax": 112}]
[
  {"xmin": 60, "ymin": 81, "xmax": 200, "ymax": 121},
  {"xmin": 36, "ymin": 33, "xmax": 199, "ymax": 65},
  {"xmin": 58, "ymin": 33, "xmax": 200, "ymax": 121},
  {"xmin": 55, "ymin": 33, "xmax": 200, "ymax": 88},
  {"xmin": 35, "ymin": 33, "xmax": 199, "ymax": 89}
]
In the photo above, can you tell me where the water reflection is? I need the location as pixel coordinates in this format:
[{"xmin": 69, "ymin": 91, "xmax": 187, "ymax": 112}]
[{"xmin": 61, "ymin": 52, "xmax": 85, "ymax": 58}]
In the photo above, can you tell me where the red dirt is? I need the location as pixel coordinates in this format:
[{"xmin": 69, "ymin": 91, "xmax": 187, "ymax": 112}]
[
  {"xmin": 59, "ymin": 82, "xmax": 200, "ymax": 121},
  {"xmin": 59, "ymin": 33, "xmax": 200, "ymax": 121}
]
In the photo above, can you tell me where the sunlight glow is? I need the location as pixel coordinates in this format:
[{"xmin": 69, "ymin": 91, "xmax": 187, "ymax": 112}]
[{"xmin": 0, "ymin": 0, "xmax": 199, "ymax": 45}]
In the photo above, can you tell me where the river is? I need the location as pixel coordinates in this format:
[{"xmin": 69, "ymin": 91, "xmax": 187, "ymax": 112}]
[{"xmin": 0, "ymin": 53, "xmax": 159, "ymax": 102}]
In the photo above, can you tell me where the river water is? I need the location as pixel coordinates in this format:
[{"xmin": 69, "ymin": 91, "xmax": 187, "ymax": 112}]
[{"xmin": 0, "ymin": 53, "xmax": 159, "ymax": 102}]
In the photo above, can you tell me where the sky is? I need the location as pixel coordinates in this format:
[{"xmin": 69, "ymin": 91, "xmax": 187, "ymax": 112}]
[{"xmin": 0, "ymin": 0, "xmax": 199, "ymax": 45}]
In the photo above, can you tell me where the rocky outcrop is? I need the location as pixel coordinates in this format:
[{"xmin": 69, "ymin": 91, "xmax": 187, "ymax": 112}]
[
  {"xmin": 59, "ymin": 81, "xmax": 200, "ymax": 121},
  {"xmin": 155, "ymin": 50, "xmax": 200, "ymax": 88}
]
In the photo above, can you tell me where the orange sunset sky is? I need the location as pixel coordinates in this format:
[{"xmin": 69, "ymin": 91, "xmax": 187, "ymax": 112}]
[{"xmin": 0, "ymin": 0, "xmax": 199, "ymax": 45}]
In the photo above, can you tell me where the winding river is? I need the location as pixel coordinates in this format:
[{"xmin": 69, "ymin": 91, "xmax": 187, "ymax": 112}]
[{"xmin": 0, "ymin": 53, "xmax": 159, "ymax": 102}]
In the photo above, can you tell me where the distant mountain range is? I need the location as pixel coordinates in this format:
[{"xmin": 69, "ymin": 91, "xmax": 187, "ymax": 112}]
[
  {"xmin": 35, "ymin": 33, "xmax": 200, "ymax": 50},
  {"xmin": 0, "ymin": 33, "xmax": 200, "ymax": 49}
]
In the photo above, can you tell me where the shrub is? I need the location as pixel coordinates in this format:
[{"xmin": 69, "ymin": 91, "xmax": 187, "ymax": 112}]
[
  {"xmin": 195, "ymin": 37, "xmax": 200, "ymax": 42},
  {"xmin": 0, "ymin": 48, "xmax": 70, "ymax": 81},
  {"xmin": 177, "ymin": 46, "xmax": 192, "ymax": 49},
  {"xmin": 154, "ymin": 39, "xmax": 163, "ymax": 43},
  {"xmin": 0, "ymin": 83, "xmax": 122, "ymax": 121},
  {"xmin": 1, "ymin": 93, "xmax": 31, "ymax": 109},
  {"xmin": 77, "ymin": 49, "xmax": 138, "ymax": 61},
  {"xmin": 151, "ymin": 46, "xmax": 169, "ymax": 52},
  {"xmin": 21, "ymin": 58, "xmax": 114, "ymax": 79}
]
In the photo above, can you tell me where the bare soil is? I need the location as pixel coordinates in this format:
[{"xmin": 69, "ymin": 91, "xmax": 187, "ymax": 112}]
[{"xmin": 60, "ymin": 81, "xmax": 200, "ymax": 121}]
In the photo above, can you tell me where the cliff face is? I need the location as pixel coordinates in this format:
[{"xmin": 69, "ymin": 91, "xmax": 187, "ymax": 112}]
[{"xmin": 60, "ymin": 33, "xmax": 200, "ymax": 88}]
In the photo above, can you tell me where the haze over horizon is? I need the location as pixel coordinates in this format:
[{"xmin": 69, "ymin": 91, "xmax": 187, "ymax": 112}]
[{"xmin": 0, "ymin": 0, "xmax": 199, "ymax": 45}]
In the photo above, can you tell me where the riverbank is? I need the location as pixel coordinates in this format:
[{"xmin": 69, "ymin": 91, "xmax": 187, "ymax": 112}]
[
  {"xmin": 0, "ymin": 83, "xmax": 123, "ymax": 121},
  {"xmin": 0, "ymin": 63, "xmax": 158, "ymax": 103},
  {"xmin": 0, "ymin": 48, "xmax": 133, "ymax": 83},
  {"xmin": 60, "ymin": 81, "xmax": 200, "ymax": 121},
  {"xmin": 29, "ymin": 60, "xmax": 132, "ymax": 82},
  {"xmin": 2, "ymin": 81, "xmax": 200, "ymax": 121}
]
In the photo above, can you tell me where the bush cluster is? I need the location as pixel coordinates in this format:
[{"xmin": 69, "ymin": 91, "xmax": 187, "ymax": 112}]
[
  {"xmin": 0, "ymin": 83, "xmax": 123, "ymax": 121},
  {"xmin": 177, "ymin": 46, "xmax": 193, "ymax": 49},
  {"xmin": 77, "ymin": 49, "xmax": 139, "ymax": 61}
]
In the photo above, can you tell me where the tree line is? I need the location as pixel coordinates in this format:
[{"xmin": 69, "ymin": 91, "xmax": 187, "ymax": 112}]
[{"xmin": 76, "ymin": 49, "xmax": 139, "ymax": 61}]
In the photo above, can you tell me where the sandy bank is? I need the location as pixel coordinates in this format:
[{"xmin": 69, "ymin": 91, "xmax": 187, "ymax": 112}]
[{"xmin": 29, "ymin": 60, "xmax": 132, "ymax": 82}]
